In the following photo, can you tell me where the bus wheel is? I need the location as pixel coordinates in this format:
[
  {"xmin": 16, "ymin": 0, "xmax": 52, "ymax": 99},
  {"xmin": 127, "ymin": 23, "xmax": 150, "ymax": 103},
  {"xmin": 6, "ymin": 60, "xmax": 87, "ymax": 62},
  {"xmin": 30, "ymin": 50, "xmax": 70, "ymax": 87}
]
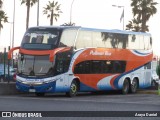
[
  {"xmin": 122, "ymin": 79, "xmax": 129, "ymax": 94},
  {"xmin": 66, "ymin": 81, "xmax": 78, "ymax": 97},
  {"xmin": 130, "ymin": 78, "xmax": 138, "ymax": 93},
  {"xmin": 35, "ymin": 93, "xmax": 45, "ymax": 97}
]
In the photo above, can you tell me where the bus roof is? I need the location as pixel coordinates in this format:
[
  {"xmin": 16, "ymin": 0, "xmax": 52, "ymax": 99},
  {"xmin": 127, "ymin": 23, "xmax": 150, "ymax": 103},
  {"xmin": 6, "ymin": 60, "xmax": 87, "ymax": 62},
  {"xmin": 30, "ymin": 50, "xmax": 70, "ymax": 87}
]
[
  {"xmin": 80, "ymin": 27, "xmax": 151, "ymax": 36},
  {"xmin": 28, "ymin": 26, "xmax": 80, "ymax": 30},
  {"xmin": 28, "ymin": 26, "xmax": 151, "ymax": 36}
]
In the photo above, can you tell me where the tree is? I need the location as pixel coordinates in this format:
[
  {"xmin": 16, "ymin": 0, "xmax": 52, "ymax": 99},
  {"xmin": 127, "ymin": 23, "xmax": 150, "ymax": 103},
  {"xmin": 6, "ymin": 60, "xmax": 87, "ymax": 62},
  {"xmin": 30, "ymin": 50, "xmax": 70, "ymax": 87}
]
[
  {"xmin": 0, "ymin": 0, "xmax": 3, "ymax": 8},
  {"xmin": 0, "ymin": 10, "xmax": 8, "ymax": 31},
  {"xmin": 126, "ymin": 18, "xmax": 143, "ymax": 32},
  {"xmin": 126, "ymin": 0, "xmax": 158, "ymax": 32},
  {"xmin": 156, "ymin": 63, "xmax": 160, "ymax": 79},
  {"xmin": 20, "ymin": 0, "xmax": 37, "ymax": 30},
  {"xmin": 61, "ymin": 22, "xmax": 75, "ymax": 26},
  {"xmin": 0, "ymin": 0, "xmax": 8, "ymax": 32},
  {"xmin": 43, "ymin": 1, "xmax": 62, "ymax": 25}
]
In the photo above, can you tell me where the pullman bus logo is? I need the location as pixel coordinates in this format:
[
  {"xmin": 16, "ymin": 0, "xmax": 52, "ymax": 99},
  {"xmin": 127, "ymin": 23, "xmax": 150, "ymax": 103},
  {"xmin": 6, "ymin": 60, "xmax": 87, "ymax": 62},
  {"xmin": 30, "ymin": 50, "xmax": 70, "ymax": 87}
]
[
  {"xmin": 90, "ymin": 50, "xmax": 112, "ymax": 56},
  {"xmin": 2, "ymin": 112, "xmax": 11, "ymax": 117}
]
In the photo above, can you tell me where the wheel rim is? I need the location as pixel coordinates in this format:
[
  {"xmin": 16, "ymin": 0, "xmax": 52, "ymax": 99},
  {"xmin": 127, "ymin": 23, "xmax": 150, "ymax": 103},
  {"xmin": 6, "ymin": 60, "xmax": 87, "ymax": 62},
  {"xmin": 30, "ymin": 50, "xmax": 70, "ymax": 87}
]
[{"xmin": 71, "ymin": 83, "xmax": 77, "ymax": 94}]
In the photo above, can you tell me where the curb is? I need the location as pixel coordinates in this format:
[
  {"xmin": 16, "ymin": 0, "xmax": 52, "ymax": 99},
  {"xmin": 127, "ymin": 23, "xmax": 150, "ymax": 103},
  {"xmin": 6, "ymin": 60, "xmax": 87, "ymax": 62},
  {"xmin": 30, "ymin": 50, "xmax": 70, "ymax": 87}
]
[{"xmin": 137, "ymin": 90, "xmax": 158, "ymax": 95}]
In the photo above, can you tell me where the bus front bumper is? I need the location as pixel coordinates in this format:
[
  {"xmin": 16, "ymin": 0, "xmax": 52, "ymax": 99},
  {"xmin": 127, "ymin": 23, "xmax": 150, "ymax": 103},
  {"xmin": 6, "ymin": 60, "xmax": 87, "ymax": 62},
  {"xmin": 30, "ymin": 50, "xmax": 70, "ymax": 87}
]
[{"xmin": 16, "ymin": 81, "xmax": 56, "ymax": 93}]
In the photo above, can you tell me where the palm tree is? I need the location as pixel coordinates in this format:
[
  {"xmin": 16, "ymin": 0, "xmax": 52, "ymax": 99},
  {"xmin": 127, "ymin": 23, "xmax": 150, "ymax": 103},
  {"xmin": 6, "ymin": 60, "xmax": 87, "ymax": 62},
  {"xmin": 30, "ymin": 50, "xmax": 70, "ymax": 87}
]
[
  {"xmin": 0, "ymin": 10, "xmax": 8, "ymax": 31},
  {"xmin": 126, "ymin": 18, "xmax": 142, "ymax": 32},
  {"xmin": 43, "ymin": 1, "xmax": 62, "ymax": 25},
  {"xmin": 20, "ymin": 0, "xmax": 37, "ymax": 30},
  {"xmin": 0, "ymin": 0, "xmax": 3, "ymax": 8},
  {"xmin": 61, "ymin": 22, "xmax": 75, "ymax": 26},
  {"xmin": 130, "ymin": 0, "xmax": 157, "ymax": 32}
]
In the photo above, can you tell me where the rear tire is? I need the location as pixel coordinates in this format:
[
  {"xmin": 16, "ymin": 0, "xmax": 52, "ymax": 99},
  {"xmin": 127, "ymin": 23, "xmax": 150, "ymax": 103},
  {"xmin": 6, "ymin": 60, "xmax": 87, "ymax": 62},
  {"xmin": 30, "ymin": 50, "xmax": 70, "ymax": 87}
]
[
  {"xmin": 66, "ymin": 81, "xmax": 78, "ymax": 97},
  {"xmin": 130, "ymin": 78, "xmax": 138, "ymax": 93},
  {"xmin": 122, "ymin": 79, "xmax": 129, "ymax": 94}
]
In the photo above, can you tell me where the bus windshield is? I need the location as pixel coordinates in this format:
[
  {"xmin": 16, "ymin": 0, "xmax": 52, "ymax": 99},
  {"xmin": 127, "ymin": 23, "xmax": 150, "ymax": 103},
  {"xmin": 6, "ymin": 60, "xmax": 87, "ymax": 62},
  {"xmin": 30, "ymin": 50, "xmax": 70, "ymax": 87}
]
[
  {"xmin": 18, "ymin": 54, "xmax": 54, "ymax": 77},
  {"xmin": 21, "ymin": 28, "xmax": 61, "ymax": 50}
]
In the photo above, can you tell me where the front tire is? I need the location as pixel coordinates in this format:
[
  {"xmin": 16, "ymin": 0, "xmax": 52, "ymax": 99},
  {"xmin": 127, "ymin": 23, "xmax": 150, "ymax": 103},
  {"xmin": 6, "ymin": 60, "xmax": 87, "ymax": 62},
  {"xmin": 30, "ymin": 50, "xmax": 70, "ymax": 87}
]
[
  {"xmin": 66, "ymin": 81, "xmax": 78, "ymax": 97},
  {"xmin": 122, "ymin": 79, "xmax": 129, "ymax": 94}
]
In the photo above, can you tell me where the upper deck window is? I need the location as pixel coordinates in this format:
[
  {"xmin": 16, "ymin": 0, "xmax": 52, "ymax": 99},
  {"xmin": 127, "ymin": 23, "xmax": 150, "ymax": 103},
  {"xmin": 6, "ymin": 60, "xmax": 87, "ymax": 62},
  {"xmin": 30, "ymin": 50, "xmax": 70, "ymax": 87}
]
[
  {"xmin": 21, "ymin": 28, "xmax": 61, "ymax": 50},
  {"xmin": 59, "ymin": 29, "xmax": 78, "ymax": 47}
]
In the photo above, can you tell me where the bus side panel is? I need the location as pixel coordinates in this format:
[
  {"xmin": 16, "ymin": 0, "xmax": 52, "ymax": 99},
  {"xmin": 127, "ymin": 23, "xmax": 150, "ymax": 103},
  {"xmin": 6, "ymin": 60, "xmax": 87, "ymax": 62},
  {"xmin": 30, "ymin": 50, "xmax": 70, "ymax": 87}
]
[
  {"xmin": 53, "ymin": 74, "xmax": 78, "ymax": 92},
  {"xmin": 71, "ymin": 48, "xmax": 152, "ymax": 91},
  {"xmin": 115, "ymin": 65, "xmax": 151, "ymax": 89}
]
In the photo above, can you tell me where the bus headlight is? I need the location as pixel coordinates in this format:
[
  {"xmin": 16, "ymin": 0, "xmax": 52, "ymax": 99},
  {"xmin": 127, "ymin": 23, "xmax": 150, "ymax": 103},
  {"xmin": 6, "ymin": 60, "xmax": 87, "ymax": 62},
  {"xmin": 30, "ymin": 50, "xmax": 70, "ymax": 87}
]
[{"xmin": 22, "ymin": 81, "xmax": 43, "ymax": 85}]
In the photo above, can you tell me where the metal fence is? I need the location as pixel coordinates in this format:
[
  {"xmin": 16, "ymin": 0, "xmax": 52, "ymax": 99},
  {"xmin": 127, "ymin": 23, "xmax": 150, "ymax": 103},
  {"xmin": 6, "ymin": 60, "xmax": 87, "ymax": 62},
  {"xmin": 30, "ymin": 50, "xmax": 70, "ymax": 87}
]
[{"xmin": 0, "ymin": 46, "xmax": 17, "ymax": 83}]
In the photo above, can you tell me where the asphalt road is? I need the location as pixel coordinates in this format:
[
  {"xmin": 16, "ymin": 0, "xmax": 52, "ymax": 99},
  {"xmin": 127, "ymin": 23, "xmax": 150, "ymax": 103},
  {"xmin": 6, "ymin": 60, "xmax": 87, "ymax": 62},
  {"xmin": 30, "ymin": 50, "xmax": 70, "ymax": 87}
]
[{"xmin": 0, "ymin": 91, "xmax": 160, "ymax": 120}]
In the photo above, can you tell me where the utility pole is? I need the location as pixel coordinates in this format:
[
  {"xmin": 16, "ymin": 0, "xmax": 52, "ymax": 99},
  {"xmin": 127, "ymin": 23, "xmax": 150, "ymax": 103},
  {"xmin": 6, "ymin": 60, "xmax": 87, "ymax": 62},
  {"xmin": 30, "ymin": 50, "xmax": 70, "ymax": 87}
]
[
  {"xmin": 112, "ymin": 5, "xmax": 125, "ymax": 30},
  {"xmin": 37, "ymin": 0, "xmax": 39, "ymax": 26},
  {"xmin": 12, "ymin": 0, "xmax": 15, "ymax": 48}
]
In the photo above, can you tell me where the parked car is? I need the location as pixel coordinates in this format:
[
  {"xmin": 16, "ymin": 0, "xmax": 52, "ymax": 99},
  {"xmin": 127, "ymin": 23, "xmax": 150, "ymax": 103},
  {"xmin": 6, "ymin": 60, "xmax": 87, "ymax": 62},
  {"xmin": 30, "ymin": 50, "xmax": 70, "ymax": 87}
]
[{"xmin": 0, "ymin": 64, "xmax": 16, "ymax": 82}]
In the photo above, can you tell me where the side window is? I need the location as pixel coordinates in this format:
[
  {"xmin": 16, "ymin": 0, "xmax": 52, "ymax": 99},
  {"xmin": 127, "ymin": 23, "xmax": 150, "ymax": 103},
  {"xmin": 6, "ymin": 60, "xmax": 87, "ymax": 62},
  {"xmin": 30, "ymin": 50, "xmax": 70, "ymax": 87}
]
[
  {"xmin": 128, "ymin": 35, "xmax": 139, "ymax": 49},
  {"xmin": 74, "ymin": 61, "xmax": 91, "ymax": 74},
  {"xmin": 112, "ymin": 61, "xmax": 126, "ymax": 73},
  {"xmin": 59, "ymin": 29, "xmax": 77, "ymax": 47},
  {"xmin": 91, "ymin": 61, "xmax": 102, "ymax": 73},
  {"xmin": 74, "ymin": 60, "xmax": 126, "ymax": 74},
  {"xmin": 93, "ymin": 32, "xmax": 105, "ymax": 48},
  {"xmin": 74, "ymin": 61, "xmax": 86, "ymax": 74},
  {"xmin": 139, "ymin": 35, "xmax": 144, "ymax": 50},
  {"xmin": 55, "ymin": 52, "xmax": 72, "ymax": 75},
  {"xmin": 144, "ymin": 36, "xmax": 150, "ymax": 50},
  {"xmin": 101, "ymin": 32, "xmax": 118, "ymax": 48},
  {"xmin": 75, "ymin": 30, "xmax": 92, "ymax": 49},
  {"xmin": 55, "ymin": 60, "xmax": 64, "ymax": 74},
  {"xmin": 149, "ymin": 37, "xmax": 152, "ymax": 49},
  {"xmin": 116, "ymin": 34, "xmax": 128, "ymax": 49}
]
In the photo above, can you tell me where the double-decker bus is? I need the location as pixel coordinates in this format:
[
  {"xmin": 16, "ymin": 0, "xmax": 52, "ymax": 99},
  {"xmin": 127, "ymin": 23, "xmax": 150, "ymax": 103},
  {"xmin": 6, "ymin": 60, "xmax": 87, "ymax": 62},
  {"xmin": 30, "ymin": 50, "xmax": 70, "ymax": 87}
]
[{"xmin": 8, "ymin": 26, "xmax": 153, "ymax": 97}]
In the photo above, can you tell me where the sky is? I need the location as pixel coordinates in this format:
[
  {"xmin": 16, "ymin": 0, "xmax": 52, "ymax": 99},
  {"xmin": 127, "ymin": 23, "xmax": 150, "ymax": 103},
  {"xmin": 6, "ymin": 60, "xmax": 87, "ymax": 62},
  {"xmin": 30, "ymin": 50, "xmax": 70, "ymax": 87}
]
[{"xmin": 0, "ymin": 0, "xmax": 160, "ymax": 56}]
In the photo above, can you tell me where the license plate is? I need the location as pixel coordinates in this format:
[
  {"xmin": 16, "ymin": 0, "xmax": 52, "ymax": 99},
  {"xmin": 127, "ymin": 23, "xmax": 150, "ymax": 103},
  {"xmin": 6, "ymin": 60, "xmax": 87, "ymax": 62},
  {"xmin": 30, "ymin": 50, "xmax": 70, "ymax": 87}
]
[{"xmin": 29, "ymin": 89, "xmax": 36, "ymax": 92}]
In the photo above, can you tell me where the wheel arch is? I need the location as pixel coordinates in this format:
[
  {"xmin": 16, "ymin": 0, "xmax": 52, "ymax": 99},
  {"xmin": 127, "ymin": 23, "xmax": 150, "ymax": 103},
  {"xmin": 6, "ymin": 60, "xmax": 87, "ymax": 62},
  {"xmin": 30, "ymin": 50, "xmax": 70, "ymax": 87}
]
[
  {"xmin": 72, "ymin": 77, "xmax": 80, "ymax": 91},
  {"xmin": 124, "ymin": 77, "xmax": 131, "ymax": 85}
]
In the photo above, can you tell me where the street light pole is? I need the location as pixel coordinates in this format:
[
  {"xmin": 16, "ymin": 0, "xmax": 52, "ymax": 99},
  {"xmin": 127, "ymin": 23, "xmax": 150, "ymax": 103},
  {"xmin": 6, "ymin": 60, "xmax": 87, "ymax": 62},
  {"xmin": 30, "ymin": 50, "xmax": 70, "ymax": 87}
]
[
  {"xmin": 12, "ymin": 0, "xmax": 15, "ymax": 48},
  {"xmin": 12, "ymin": 0, "xmax": 15, "ymax": 66},
  {"xmin": 112, "ymin": 5, "xmax": 124, "ymax": 30},
  {"xmin": 37, "ymin": 0, "xmax": 39, "ymax": 26},
  {"xmin": 70, "ymin": 0, "xmax": 75, "ymax": 24},
  {"xmin": 8, "ymin": 22, "xmax": 13, "ymax": 47}
]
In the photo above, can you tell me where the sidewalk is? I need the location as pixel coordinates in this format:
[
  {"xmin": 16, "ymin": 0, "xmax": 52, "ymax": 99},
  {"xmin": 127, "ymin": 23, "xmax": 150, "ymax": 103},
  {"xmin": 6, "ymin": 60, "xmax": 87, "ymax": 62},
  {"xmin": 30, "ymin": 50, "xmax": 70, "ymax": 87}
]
[{"xmin": 0, "ymin": 82, "xmax": 20, "ymax": 95}]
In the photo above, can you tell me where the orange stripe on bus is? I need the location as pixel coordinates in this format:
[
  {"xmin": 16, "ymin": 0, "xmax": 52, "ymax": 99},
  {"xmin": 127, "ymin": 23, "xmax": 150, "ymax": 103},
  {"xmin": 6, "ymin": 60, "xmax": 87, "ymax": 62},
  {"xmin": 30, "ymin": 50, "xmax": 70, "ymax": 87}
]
[
  {"xmin": 110, "ymin": 74, "xmax": 120, "ymax": 89},
  {"xmin": 19, "ymin": 47, "xmax": 71, "ymax": 62}
]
